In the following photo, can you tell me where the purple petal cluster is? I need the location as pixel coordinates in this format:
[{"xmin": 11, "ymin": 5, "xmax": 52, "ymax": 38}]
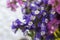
[
  {"xmin": 7, "ymin": 0, "xmax": 23, "ymax": 11},
  {"xmin": 11, "ymin": 0, "xmax": 60, "ymax": 40}
]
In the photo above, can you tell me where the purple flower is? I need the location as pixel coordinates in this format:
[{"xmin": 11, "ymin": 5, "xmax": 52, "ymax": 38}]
[
  {"xmin": 11, "ymin": 19, "xmax": 24, "ymax": 33},
  {"xmin": 16, "ymin": 0, "xmax": 23, "ymax": 5},
  {"xmin": 7, "ymin": 0, "xmax": 18, "ymax": 11},
  {"xmin": 48, "ymin": 0, "xmax": 60, "ymax": 14},
  {"xmin": 47, "ymin": 19, "xmax": 60, "ymax": 34},
  {"xmin": 55, "ymin": 5, "xmax": 60, "ymax": 14},
  {"xmin": 42, "ymin": 0, "xmax": 48, "ymax": 4},
  {"xmin": 30, "ymin": 2, "xmax": 37, "ymax": 10},
  {"xmin": 7, "ymin": 0, "xmax": 24, "ymax": 11},
  {"xmin": 34, "ymin": 32, "xmax": 41, "ymax": 40},
  {"xmin": 10, "ymin": 0, "xmax": 60, "ymax": 40},
  {"xmin": 46, "ymin": 34, "xmax": 55, "ymax": 40}
]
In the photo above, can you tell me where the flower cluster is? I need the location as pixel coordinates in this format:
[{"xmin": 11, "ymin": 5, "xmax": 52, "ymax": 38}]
[
  {"xmin": 7, "ymin": 0, "xmax": 60, "ymax": 40},
  {"xmin": 7, "ymin": 0, "xmax": 23, "ymax": 11},
  {"xmin": 48, "ymin": 0, "xmax": 60, "ymax": 14}
]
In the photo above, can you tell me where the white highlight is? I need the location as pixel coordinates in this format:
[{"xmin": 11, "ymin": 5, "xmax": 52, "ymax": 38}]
[
  {"xmin": 41, "ymin": 31, "xmax": 45, "ymax": 36},
  {"xmin": 28, "ymin": 21, "xmax": 33, "ymax": 26},
  {"xmin": 35, "ymin": 10, "xmax": 40, "ymax": 14},
  {"xmin": 30, "ymin": 15, "xmax": 36, "ymax": 20}
]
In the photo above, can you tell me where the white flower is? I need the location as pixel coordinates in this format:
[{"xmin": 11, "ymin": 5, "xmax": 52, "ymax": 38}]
[
  {"xmin": 41, "ymin": 6, "xmax": 44, "ymax": 10},
  {"xmin": 43, "ymin": 12, "xmax": 46, "ymax": 16},
  {"xmin": 28, "ymin": 21, "xmax": 33, "ymax": 26},
  {"xmin": 37, "ymin": 0, "xmax": 41, "ymax": 3},
  {"xmin": 51, "ymin": 11, "xmax": 55, "ymax": 15},
  {"xmin": 31, "ymin": 3, "xmax": 36, "ymax": 7},
  {"xmin": 41, "ymin": 31, "xmax": 45, "ymax": 36},
  {"xmin": 45, "ymin": 18, "xmax": 48, "ymax": 23},
  {"xmin": 30, "ymin": 15, "xmax": 36, "ymax": 20},
  {"xmin": 35, "ymin": 10, "xmax": 40, "ymax": 14}
]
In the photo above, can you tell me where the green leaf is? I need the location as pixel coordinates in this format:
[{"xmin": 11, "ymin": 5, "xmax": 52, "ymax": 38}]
[{"xmin": 28, "ymin": 31, "xmax": 35, "ymax": 39}]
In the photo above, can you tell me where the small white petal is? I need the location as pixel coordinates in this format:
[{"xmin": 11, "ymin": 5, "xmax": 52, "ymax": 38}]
[
  {"xmin": 30, "ymin": 15, "xmax": 36, "ymax": 20},
  {"xmin": 31, "ymin": 3, "xmax": 36, "ymax": 7},
  {"xmin": 43, "ymin": 12, "xmax": 46, "ymax": 16},
  {"xmin": 50, "ymin": 31, "xmax": 53, "ymax": 34},
  {"xmin": 45, "ymin": 18, "xmax": 48, "ymax": 23},
  {"xmin": 28, "ymin": 21, "xmax": 33, "ymax": 26},
  {"xmin": 41, "ymin": 31, "xmax": 45, "ymax": 36},
  {"xmin": 22, "ymin": 9, "xmax": 26, "ymax": 13},
  {"xmin": 35, "ymin": 38, "xmax": 40, "ymax": 40},
  {"xmin": 21, "ymin": 4, "xmax": 25, "ymax": 8},
  {"xmin": 13, "ymin": 21, "xmax": 17, "ymax": 26},
  {"xmin": 51, "ymin": 10, "xmax": 55, "ymax": 15},
  {"xmin": 51, "ymin": 26, "xmax": 54, "ymax": 30},
  {"xmin": 41, "ymin": 6, "xmax": 44, "ymax": 10},
  {"xmin": 23, "ymin": 0, "xmax": 27, "ymax": 1},
  {"xmin": 38, "ymin": 0, "xmax": 41, "ymax": 2},
  {"xmin": 35, "ymin": 10, "xmax": 40, "ymax": 14},
  {"xmin": 41, "ymin": 23, "xmax": 45, "ymax": 27}
]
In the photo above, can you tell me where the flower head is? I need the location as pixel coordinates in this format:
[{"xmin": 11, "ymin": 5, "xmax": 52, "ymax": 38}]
[
  {"xmin": 10, "ymin": 0, "xmax": 60, "ymax": 40},
  {"xmin": 48, "ymin": 0, "xmax": 60, "ymax": 14}
]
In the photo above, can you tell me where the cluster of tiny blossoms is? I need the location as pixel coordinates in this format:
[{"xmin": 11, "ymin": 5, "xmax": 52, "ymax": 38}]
[
  {"xmin": 7, "ymin": 0, "xmax": 23, "ymax": 11},
  {"xmin": 48, "ymin": 0, "xmax": 60, "ymax": 14},
  {"xmin": 7, "ymin": 0, "xmax": 60, "ymax": 40}
]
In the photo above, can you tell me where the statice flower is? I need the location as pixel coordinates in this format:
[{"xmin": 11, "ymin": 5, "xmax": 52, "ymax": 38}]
[
  {"xmin": 7, "ymin": 0, "xmax": 23, "ymax": 11},
  {"xmin": 55, "ymin": 4, "xmax": 60, "ymax": 14},
  {"xmin": 48, "ymin": 0, "xmax": 60, "ymax": 14},
  {"xmin": 47, "ymin": 19, "xmax": 60, "ymax": 34},
  {"xmin": 7, "ymin": 0, "xmax": 18, "ymax": 11},
  {"xmin": 9, "ymin": 0, "xmax": 60, "ymax": 40}
]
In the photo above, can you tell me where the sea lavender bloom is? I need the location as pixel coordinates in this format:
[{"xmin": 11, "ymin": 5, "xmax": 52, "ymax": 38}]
[
  {"xmin": 48, "ymin": 0, "xmax": 55, "ymax": 6},
  {"xmin": 48, "ymin": 0, "xmax": 60, "ymax": 14},
  {"xmin": 10, "ymin": 0, "xmax": 60, "ymax": 40},
  {"xmin": 34, "ymin": 32, "xmax": 41, "ymax": 40},
  {"xmin": 7, "ymin": 0, "xmax": 18, "ymax": 11},
  {"xmin": 46, "ymin": 34, "xmax": 55, "ymax": 40},
  {"xmin": 7, "ymin": 0, "xmax": 23, "ymax": 11},
  {"xmin": 47, "ymin": 19, "xmax": 60, "ymax": 34},
  {"xmin": 55, "ymin": 4, "xmax": 60, "ymax": 14},
  {"xmin": 16, "ymin": 0, "xmax": 23, "ymax": 5},
  {"xmin": 12, "ymin": 19, "xmax": 24, "ymax": 33},
  {"xmin": 42, "ymin": 0, "xmax": 48, "ymax": 4}
]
